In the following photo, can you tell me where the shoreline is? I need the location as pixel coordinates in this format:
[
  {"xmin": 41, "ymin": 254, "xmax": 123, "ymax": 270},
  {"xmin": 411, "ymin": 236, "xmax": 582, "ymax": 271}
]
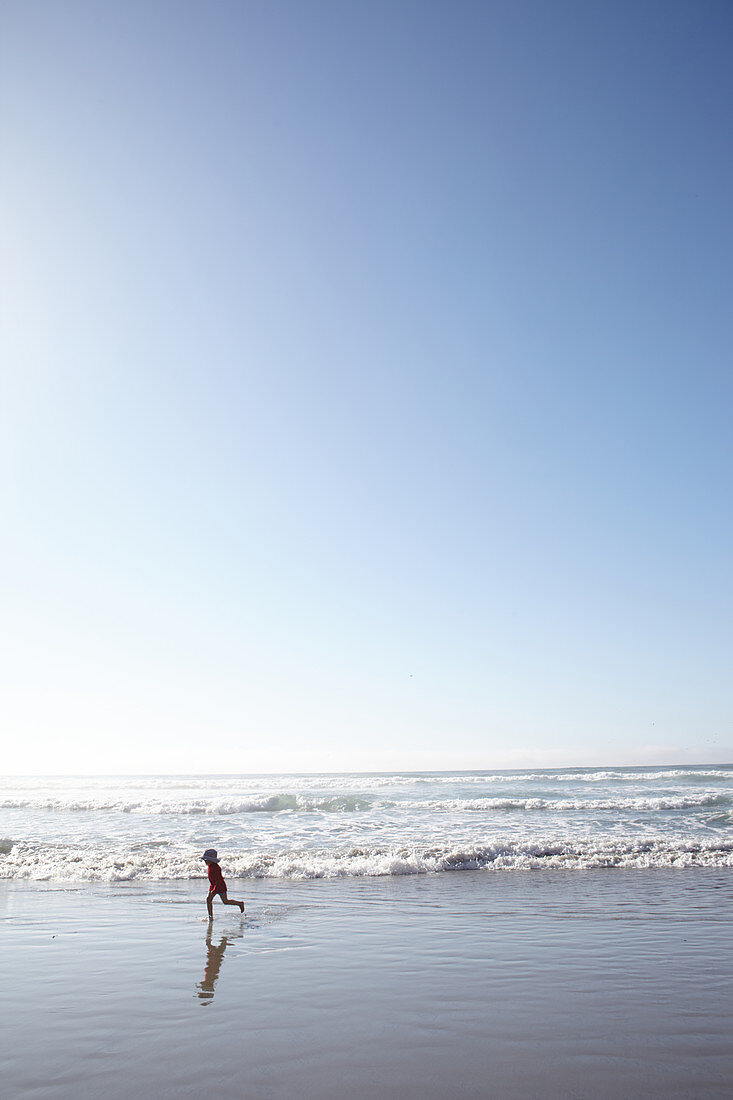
[{"xmin": 3, "ymin": 869, "xmax": 732, "ymax": 1098}]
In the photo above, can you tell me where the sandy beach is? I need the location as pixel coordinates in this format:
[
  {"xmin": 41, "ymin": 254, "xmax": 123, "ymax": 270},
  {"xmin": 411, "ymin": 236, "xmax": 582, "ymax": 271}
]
[{"xmin": 2, "ymin": 868, "xmax": 732, "ymax": 1098}]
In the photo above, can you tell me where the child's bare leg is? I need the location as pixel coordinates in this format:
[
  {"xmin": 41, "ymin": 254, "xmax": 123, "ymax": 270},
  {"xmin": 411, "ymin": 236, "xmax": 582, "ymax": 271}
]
[
  {"xmin": 221, "ymin": 893, "xmax": 245, "ymax": 914},
  {"xmin": 206, "ymin": 893, "xmax": 214, "ymax": 920}
]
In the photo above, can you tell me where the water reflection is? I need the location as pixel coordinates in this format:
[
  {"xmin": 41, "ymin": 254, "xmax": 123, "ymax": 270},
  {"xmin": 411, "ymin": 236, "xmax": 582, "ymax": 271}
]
[{"xmin": 197, "ymin": 927, "xmax": 242, "ymax": 1005}]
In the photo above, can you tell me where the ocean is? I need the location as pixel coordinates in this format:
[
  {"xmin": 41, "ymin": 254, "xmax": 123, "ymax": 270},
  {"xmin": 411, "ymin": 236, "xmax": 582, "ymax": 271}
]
[{"xmin": 3, "ymin": 765, "xmax": 733, "ymax": 881}]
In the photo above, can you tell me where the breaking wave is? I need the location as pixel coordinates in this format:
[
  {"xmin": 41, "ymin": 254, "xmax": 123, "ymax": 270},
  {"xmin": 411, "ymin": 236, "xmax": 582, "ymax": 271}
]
[
  {"xmin": 3, "ymin": 769, "xmax": 731, "ymax": 884},
  {"xmin": 2, "ymin": 837, "xmax": 733, "ymax": 882},
  {"xmin": 1, "ymin": 792, "xmax": 725, "ymax": 816},
  {"xmin": 398, "ymin": 794, "xmax": 726, "ymax": 812},
  {"xmin": 0, "ymin": 795, "xmax": 372, "ymax": 815}
]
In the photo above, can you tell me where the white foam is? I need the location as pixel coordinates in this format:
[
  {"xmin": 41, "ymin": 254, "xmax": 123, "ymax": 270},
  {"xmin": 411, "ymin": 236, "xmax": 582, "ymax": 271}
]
[
  {"xmin": 0, "ymin": 794, "xmax": 372, "ymax": 815},
  {"xmin": 3, "ymin": 837, "xmax": 733, "ymax": 882},
  {"xmin": 3, "ymin": 789, "xmax": 725, "ymax": 818},
  {"xmin": 3, "ymin": 770, "xmax": 732, "ymax": 883},
  {"xmin": 398, "ymin": 793, "xmax": 726, "ymax": 812}
]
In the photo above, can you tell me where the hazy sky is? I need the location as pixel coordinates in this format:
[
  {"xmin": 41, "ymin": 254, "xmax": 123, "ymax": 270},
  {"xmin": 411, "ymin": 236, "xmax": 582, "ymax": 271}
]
[{"xmin": 2, "ymin": 0, "xmax": 732, "ymax": 773}]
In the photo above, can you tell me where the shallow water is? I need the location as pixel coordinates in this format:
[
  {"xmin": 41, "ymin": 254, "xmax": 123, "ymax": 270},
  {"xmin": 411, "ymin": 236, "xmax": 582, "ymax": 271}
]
[{"xmin": 2, "ymin": 766, "xmax": 733, "ymax": 881}]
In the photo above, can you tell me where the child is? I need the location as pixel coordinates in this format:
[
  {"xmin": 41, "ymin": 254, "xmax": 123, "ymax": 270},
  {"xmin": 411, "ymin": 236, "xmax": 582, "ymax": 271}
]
[{"xmin": 202, "ymin": 849, "xmax": 244, "ymax": 920}]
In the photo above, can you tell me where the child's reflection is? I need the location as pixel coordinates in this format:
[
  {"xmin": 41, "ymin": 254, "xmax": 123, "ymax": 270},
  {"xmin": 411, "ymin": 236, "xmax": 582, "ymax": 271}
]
[{"xmin": 197, "ymin": 927, "xmax": 240, "ymax": 1004}]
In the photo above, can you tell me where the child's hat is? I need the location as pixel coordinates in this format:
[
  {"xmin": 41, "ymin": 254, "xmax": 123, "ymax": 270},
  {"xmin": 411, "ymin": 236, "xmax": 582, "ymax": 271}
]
[{"xmin": 202, "ymin": 848, "xmax": 219, "ymax": 863}]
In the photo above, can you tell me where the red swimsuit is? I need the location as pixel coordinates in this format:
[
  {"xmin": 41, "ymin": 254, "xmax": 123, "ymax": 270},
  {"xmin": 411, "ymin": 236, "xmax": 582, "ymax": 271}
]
[{"xmin": 207, "ymin": 862, "xmax": 227, "ymax": 895}]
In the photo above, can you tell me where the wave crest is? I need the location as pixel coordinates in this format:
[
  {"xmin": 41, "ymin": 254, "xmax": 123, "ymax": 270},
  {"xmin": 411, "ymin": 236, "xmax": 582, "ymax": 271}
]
[
  {"xmin": 3, "ymin": 838, "xmax": 733, "ymax": 882},
  {"xmin": 0, "ymin": 794, "xmax": 372, "ymax": 815},
  {"xmin": 399, "ymin": 794, "xmax": 726, "ymax": 812}
]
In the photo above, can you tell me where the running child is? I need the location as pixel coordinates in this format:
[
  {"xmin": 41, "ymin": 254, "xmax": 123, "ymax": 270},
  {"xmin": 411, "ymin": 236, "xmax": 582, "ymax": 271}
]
[{"xmin": 202, "ymin": 849, "xmax": 244, "ymax": 920}]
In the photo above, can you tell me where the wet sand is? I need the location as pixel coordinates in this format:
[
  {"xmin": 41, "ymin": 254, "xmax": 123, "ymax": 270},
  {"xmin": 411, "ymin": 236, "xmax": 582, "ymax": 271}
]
[{"xmin": 2, "ymin": 869, "xmax": 732, "ymax": 1098}]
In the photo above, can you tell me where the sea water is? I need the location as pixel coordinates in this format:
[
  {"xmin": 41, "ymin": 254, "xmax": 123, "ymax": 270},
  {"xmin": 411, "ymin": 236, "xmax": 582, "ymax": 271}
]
[{"xmin": 1, "ymin": 766, "xmax": 732, "ymax": 881}]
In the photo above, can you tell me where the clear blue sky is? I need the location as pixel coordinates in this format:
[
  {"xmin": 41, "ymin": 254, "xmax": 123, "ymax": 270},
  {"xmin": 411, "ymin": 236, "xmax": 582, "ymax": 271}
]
[{"xmin": 2, "ymin": 0, "xmax": 731, "ymax": 772}]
